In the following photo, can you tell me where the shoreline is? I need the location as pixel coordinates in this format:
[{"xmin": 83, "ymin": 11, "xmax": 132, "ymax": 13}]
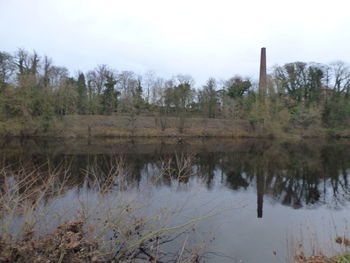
[{"xmin": 1, "ymin": 115, "xmax": 350, "ymax": 140}]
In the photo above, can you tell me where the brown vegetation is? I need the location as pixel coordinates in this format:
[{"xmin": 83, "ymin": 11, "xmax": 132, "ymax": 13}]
[
  {"xmin": 295, "ymin": 253, "xmax": 350, "ymax": 263},
  {"xmin": 0, "ymin": 159, "xmax": 209, "ymax": 263},
  {"xmin": 0, "ymin": 220, "xmax": 98, "ymax": 263},
  {"xmin": 1, "ymin": 114, "xmax": 340, "ymax": 139}
]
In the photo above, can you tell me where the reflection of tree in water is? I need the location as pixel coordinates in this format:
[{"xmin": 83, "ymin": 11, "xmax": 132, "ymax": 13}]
[
  {"xmin": 196, "ymin": 153, "xmax": 218, "ymax": 189},
  {"xmin": 225, "ymin": 170, "xmax": 249, "ymax": 190},
  {"xmin": 2, "ymin": 140, "xmax": 350, "ymax": 212},
  {"xmin": 220, "ymin": 142, "xmax": 350, "ymax": 211}
]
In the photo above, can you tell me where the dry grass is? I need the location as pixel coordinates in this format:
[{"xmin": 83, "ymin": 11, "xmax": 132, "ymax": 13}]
[
  {"xmin": 294, "ymin": 253, "xmax": 350, "ymax": 263},
  {"xmin": 292, "ymin": 233, "xmax": 350, "ymax": 263},
  {"xmin": 0, "ymin": 157, "xmax": 210, "ymax": 263},
  {"xmin": 12, "ymin": 114, "xmax": 254, "ymax": 138},
  {"xmin": 1, "ymin": 114, "xmax": 349, "ymax": 139}
]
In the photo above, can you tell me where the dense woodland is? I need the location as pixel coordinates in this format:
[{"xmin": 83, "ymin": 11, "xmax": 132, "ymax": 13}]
[{"xmin": 1, "ymin": 49, "xmax": 350, "ymax": 135}]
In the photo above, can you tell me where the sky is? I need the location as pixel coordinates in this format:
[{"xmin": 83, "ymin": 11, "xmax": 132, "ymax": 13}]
[{"xmin": 1, "ymin": 0, "xmax": 350, "ymax": 85}]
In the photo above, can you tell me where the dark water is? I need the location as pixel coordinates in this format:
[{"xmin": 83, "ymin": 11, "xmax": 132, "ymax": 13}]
[{"xmin": 2, "ymin": 137, "xmax": 350, "ymax": 262}]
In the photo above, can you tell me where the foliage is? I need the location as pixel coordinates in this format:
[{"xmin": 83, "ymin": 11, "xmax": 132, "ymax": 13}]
[
  {"xmin": 1, "ymin": 48, "xmax": 350, "ymax": 137},
  {"xmin": 102, "ymin": 73, "xmax": 119, "ymax": 114},
  {"xmin": 322, "ymin": 95, "xmax": 350, "ymax": 127},
  {"xmin": 76, "ymin": 72, "xmax": 88, "ymax": 114},
  {"xmin": 198, "ymin": 78, "xmax": 218, "ymax": 117},
  {"xmin": 226, "ymin": 76, "xmax": 252, "ymax": 99}
]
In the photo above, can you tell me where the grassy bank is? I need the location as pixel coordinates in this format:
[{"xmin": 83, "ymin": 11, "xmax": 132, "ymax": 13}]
[{"xmin": 1, "ymin": 114, "xmax": 349, "ymax": 139}]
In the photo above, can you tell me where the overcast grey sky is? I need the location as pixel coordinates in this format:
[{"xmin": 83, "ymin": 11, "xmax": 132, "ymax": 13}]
[{"xmin": 1, "ymin": 0, "xmax": 350, "ymax": 85}]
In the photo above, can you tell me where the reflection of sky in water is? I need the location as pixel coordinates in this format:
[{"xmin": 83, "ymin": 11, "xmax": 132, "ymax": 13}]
[
  {"xmin": 135, "ymin": 176, "xmax": 350, "ymax": 262},
  {"xmin": 2, "ymin": 138, "xmax": 350, "ymax": 262}
]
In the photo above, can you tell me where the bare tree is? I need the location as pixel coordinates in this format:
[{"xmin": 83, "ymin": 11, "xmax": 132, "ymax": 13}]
[
  {"xmin": 328, "ymin": 61, "xmax": 350, "ymax": 92},
  {"xmin": 14, "ymin": 49, "xmax": 30, "ymax": 76},
  {"xmin": 116, "ymin": 70, "xmax": 137, "ymax": 99},
  {"xmin": 30, "ymin": 51, "xmax": 40, "ymax": 75},
  {"xmin": 0, "ymin": 51, "xmax": 15, "ymax": 86},
  {"xmin": 49, "ymin": 66, "xmax": 69, "ymax": 88},
  {"xmin": 87, "ymin": 64, "xmax": 113, "ymax": 95},
  {"xmin": 198, "ymin": 78, "xmax": 218, "ymax": 117},
  {"xmin": 143, "ymin": 70, "xmax": 156, "ymax": 104},
  {"xmin": 150, "ymin": 77, "xmax": 165, "ymax": 105},
  {"xmin": 42, "ymin": 55, "xmax": 53, "ymax": 88},
  {"xmin": 175, "ymin": 74, "xmax": 195, "ymax": 87}
]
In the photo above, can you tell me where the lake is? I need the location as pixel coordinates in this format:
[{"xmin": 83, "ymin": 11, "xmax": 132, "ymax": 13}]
[{"xmin": 1, "ymin": 137, "xmax": 350, "ymax": 262}]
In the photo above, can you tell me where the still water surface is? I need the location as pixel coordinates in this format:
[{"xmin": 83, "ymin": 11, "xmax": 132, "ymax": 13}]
[{"xmin": 2, "ymin": 138, "xmax": 350, "ymax": 262}]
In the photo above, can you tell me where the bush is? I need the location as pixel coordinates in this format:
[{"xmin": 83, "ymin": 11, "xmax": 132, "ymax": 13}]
[
  {"xmin": 322, "ymin": 96, "xmax": 350, "ymax": 127},
  {"xmin": 289, "ymin": 104, "xmax": 321, "ymax": 128}
]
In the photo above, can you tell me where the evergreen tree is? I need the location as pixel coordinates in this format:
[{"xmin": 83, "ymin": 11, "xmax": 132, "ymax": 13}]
[
  {"xmin": 133, "ymin": 79, "xmax": 144, "ymax": 113},
  {"xmin": 102, "ymin": 74, "xmax": 119, "ymax": 114},
  {"xmin": 198, "ymin": 78, "xmax": 218, "ymax": 117},
  {"xmin": 76, "ymin": 73, "xmax": 88, "ymax": 114}
]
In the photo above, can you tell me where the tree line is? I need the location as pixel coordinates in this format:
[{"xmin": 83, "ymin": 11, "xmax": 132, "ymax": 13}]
[{"xmin": 1, "ymin": 49, "xmax": 350, "ymax": 132}]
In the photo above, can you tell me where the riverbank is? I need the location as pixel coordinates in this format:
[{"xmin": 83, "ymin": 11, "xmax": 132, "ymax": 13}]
[{"xmin": 1, "ymin": 114, "xmax": 350, "ymax": 139}]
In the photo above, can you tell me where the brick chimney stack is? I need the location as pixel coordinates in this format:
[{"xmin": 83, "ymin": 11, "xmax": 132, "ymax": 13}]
[{"xmin": 259, "ymin": 47, "xmax": 267, "ymax": 97}]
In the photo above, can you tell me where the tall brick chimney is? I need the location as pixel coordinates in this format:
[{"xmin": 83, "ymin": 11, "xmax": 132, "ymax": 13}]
[{"xmin": 259, "ymin": 47, "xmax": 267, "ymax": 97}]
